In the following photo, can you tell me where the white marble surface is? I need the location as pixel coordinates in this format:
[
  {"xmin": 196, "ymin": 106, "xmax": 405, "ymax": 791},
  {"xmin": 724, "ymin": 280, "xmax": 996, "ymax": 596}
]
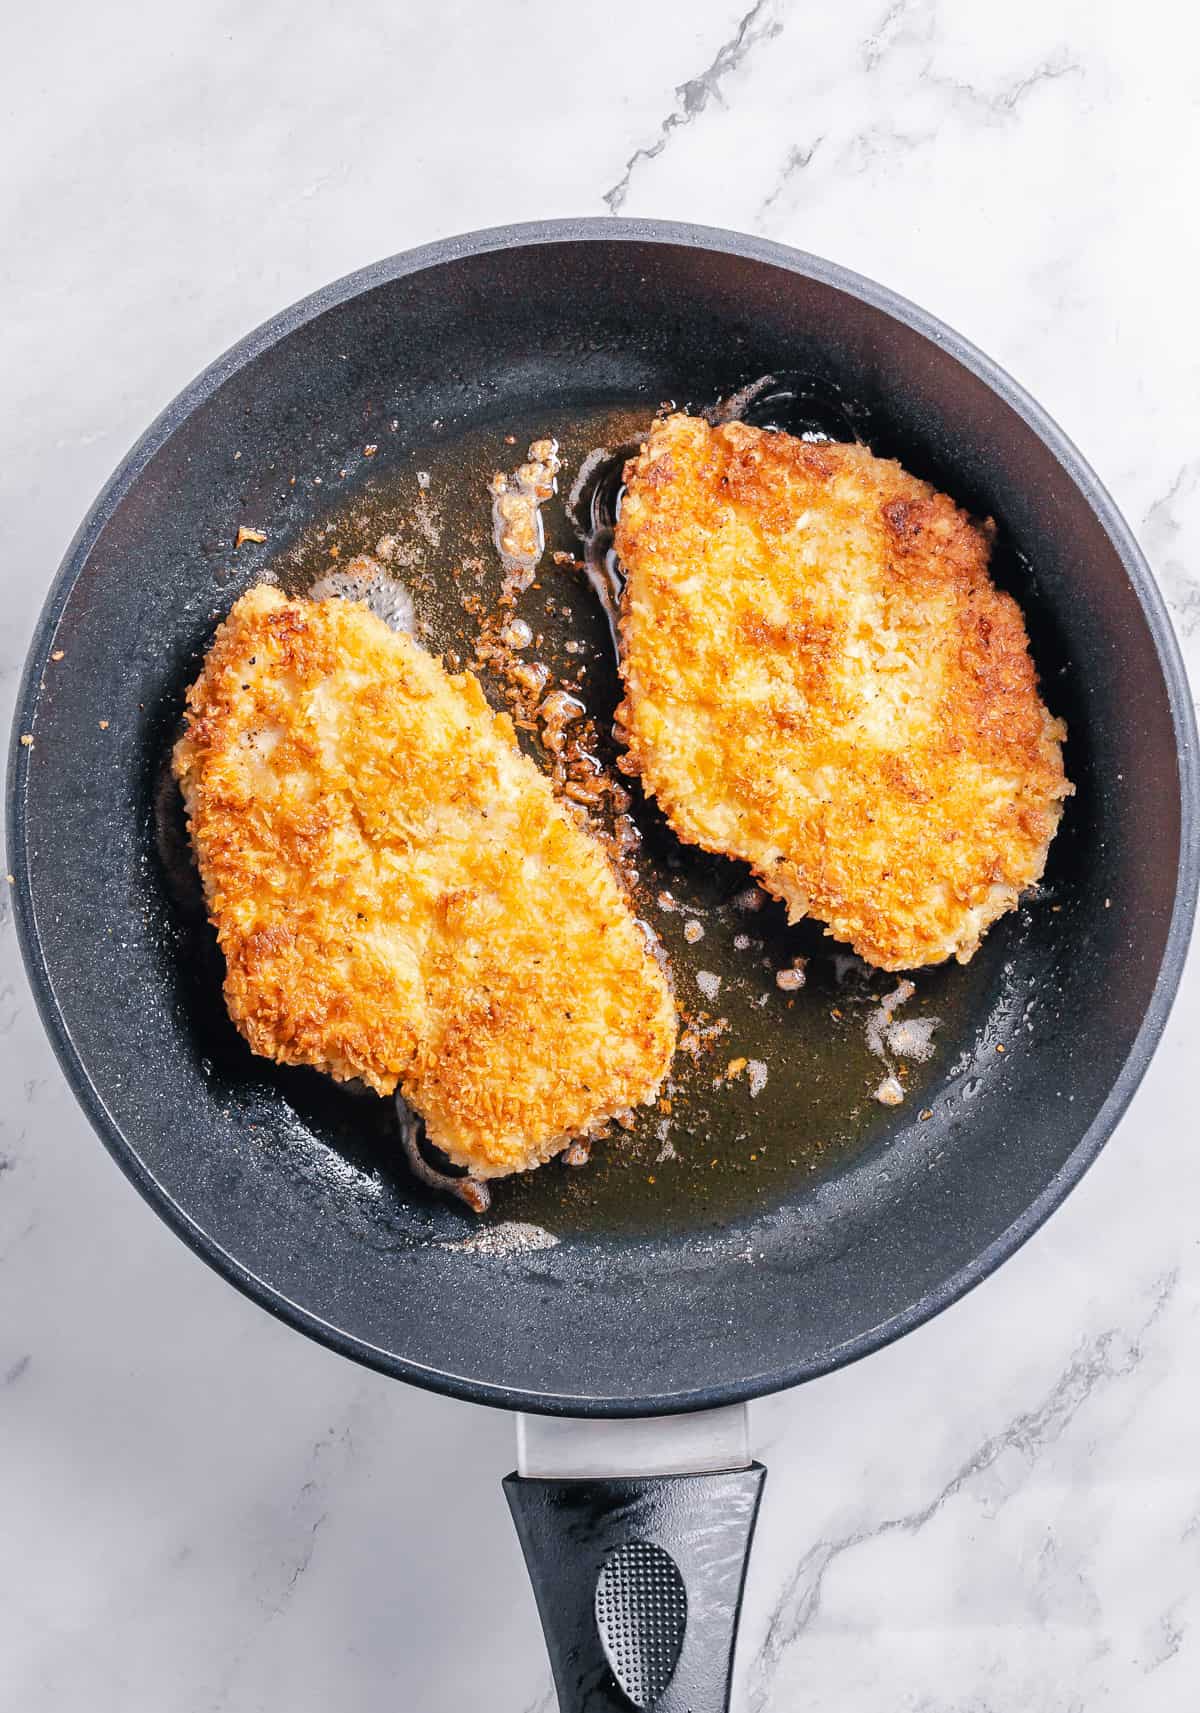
[{"xmin": 2, "ymin": 2, "xmax": 1198, "ymax": 1709}]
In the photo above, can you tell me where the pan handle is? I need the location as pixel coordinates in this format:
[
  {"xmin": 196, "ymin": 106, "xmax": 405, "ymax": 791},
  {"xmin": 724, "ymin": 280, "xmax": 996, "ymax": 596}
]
[{"xmin": 504, "ymin": 1428, "xmax": 765, "ymax": 1713}]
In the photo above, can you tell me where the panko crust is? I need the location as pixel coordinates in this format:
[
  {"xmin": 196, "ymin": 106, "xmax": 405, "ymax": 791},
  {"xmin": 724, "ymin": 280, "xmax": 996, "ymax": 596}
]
[
  {"xmin": 615, "ymin": 414, "xmax": 1072, "ymax": 970},
  {"xmin": 173, "ymin": 586, "xmax": 676, "ymax": 1176}
]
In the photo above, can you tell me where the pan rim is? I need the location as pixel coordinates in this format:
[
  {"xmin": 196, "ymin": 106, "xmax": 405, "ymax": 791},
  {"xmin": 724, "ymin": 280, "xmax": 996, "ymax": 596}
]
[{"xmin": 7, "ymin": 216, "xmax": 1198, "ymax": 1417}]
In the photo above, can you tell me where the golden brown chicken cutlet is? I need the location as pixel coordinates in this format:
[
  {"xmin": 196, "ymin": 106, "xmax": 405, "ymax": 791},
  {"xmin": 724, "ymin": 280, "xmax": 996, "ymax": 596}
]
[
  {"xmin": 615, "ymin": 414, "xmax": 1072, "ymax": 970},
  {"xmin": 173, "ymin": 586, "xmax": 677, "ymax": 1177}
]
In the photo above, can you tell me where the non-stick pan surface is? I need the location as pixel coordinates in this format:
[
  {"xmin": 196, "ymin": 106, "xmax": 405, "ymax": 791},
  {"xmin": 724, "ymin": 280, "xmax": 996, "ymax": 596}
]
[{"xmin": 8, "ymin": 221, "xmax": 1197, "ymax": 1414}]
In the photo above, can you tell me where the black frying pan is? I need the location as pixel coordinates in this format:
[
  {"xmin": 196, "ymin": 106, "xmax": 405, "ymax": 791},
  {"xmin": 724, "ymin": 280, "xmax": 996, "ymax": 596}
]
[{"xmin": 8, "ymin": 220, "xmax": 1197, "ymax": 1713}]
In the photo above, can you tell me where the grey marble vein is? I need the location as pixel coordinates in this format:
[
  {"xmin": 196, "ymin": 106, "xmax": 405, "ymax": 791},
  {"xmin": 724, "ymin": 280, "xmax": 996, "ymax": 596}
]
[
  {"xmin": 1030, "ymin": 1529, "xmax": 1102, "ymax": 1627},
  {"xmin": 749, "ymin": 1272, "xmax": 1178, "ymax": 1711},
  {"xmin": 0, "ymin": 1213, "xmax": 37, "ymax": 1263},
  {"xmin": 1145, "ymin": 462, "xmax": 1195, "ymax": 532},
  {"xmin": 925, "ymin": 52, "xmax": 1083, "ymax": 123},
  {"xmin": 1142, "ymin": 461, "xmax": 1200, "ymax": 641},
  {"xmin": 758, "ymin": 139, "xmax": 823, "ymax": 219},
  {"xmin": 277, "ymin": 1506, "xmax": 328, "ymax": 1606},
  {"xmin": 206, "ymin": 1417, "xmax": 362, "ymax": 1711},
  {"xmin": 759, "ymin": 15, "xmax": 1082, "ymax": 234},
  {"xmin": 262, "ymin": 1428, "xmax": 356, "ymax": 1618},
  {"xmin": 860, "ymin": 0, "xmax": 1080, "ymax": 118},
  {"xmin": 1144, "ymin": 1607, "xmax": 1185, "ymax": 1673},
  {"xmin": 603, "ymin": 0, "xmax": 785, "ymax": 214},
  {"xmin": 861, "ymin": 0, "xmax": 913, "ymax": 71}
]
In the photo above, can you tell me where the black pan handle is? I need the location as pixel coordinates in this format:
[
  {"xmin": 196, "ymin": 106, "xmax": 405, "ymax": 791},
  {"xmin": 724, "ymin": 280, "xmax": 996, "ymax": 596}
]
[{"xmin": 504, "ymin": 1464, "xmax": 766, "ymax": 1712}]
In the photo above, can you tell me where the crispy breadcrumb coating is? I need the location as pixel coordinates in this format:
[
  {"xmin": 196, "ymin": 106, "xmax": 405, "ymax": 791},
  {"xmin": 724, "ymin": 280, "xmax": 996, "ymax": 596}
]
[
  {"xmin": 615, "ymin": 414, "xmax": 1071, "ymax": 970},
  {"xmin": 173, "ymin": 586, "xmax": 676, "ymax": 1176}
]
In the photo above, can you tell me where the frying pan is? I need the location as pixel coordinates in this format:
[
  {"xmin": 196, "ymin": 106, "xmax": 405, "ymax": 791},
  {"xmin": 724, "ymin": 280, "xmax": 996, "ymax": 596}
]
[{"xmin": 8, "ymin": 219, "xmax": 1197, "ymax": 1712}]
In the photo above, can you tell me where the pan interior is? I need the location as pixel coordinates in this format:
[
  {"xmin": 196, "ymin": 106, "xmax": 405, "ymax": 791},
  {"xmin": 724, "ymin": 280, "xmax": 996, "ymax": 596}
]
[
  {"xmin": 13, "ymin": 232, "xmax": 1188, "ymax": 1410},
  {"xmin": 160, "ymin": 394, "xmax": 1037, "ymax": 1241}
]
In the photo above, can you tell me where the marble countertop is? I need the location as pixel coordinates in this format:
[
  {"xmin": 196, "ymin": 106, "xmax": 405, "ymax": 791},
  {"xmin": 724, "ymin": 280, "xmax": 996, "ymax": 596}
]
[{"xmin": 3, "ymin": 3, "xmax": 1198, "ymax": 1709}]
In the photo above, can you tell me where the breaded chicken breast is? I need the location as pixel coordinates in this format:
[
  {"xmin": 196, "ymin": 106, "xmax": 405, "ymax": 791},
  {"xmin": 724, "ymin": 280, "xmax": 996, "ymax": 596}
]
[
  {"xmin": 174, "ymin": 586, "xmax": 676, "ymax": 1178},
  {"xmin": 615, "ymin": 414, "xmax": 1071, "ymax": 970}
]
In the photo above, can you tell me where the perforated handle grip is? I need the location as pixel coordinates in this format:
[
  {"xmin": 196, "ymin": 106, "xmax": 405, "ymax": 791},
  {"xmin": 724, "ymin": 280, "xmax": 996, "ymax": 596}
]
[{"xmin": 504, "ymin": 1465, "xmax": 766, "ymax": 1713}]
